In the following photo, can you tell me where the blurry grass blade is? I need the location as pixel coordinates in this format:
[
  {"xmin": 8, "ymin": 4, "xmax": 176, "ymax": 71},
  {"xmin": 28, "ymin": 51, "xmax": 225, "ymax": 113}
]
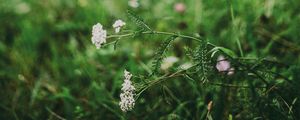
[
  {"xmin": 228, "ymin": 114, "xmax": 233, "ymax": 120},
  {"xmin": 30, "ymin": 79, "xmax": 42, "ymax": 106},
  {"xmin": 289, "ymin": 98, "xmax": 297, "ymax": 114}
]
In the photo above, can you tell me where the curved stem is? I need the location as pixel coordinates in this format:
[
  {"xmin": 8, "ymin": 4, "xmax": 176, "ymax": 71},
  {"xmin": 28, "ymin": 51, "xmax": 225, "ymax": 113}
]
[{"xmin": 106, "ymin": 31, "xmax": 217, "ymax": 47}]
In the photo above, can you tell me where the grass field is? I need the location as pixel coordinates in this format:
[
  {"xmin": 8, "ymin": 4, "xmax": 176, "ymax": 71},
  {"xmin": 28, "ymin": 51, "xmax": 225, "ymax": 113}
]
[{"xmin": 1, "ymin": 0, "xmax": 300, "ymax": 119}]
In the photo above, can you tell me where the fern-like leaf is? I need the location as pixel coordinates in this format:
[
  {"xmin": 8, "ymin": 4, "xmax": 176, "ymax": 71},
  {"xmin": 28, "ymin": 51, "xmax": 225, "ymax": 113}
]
[
  {"xmin": 194, "ymin": 39, "xmax": 211, "ymax": 83},
  {"xmin": 151, "ymin": 35, "xmax": 177, "ymax": 76},
  {"xmin": 127, "ymin": 10, "xmax": 152, "ymax": 31}
]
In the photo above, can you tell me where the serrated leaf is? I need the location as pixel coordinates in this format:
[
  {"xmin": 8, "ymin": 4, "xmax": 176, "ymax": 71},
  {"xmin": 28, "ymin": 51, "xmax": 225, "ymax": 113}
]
[
  {"xmin": 194, "ymin": 40, "xmax": 211, "ymax": 83},
  {"xmin": 151, "ymin": 36, "xmax": 176, "ymax": 76},
  {"xmin": 127, "ymin": 10, "xmax": 152, "ymax": 31}
]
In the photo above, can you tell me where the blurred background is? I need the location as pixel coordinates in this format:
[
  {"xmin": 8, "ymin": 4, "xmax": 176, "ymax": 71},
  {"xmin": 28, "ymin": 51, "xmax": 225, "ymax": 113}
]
[{"xmin": 0, "ymin": 0, "xmax": 300, "ymax": 119}]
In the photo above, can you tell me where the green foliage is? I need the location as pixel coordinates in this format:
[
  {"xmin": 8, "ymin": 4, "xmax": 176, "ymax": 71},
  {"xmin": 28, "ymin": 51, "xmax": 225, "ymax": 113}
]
[
  {"xmin": 127, "ymin": 10, "xmax": 152, "ymax": 32},
  {"xmin": 151, "ymin": 35, "xmax": 177, "ymax": 76},
  {"xmin": 0, "ymin": 0, "xmax": 300, "ymax": 119},
  {"xmin": 209, "ymin": 46, "xmax": 237, "ymax": 58},
  {"xmin": 193, "ymin": 40, "xmax": 211, "ymax": 83}
]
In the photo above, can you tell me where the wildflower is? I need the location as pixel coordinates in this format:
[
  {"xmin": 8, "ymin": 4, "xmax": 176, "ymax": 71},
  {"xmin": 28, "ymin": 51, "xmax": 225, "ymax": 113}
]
[
  {"xmin": 128, "ymin": 0, "xmax": 139, "ymax": 8},
  {"xmin": 112, "ymin": 20, "xmax": 126, "ymax": 33},
  {"xmin": 119, "ymin": 70, "xmax": 135, "ymax": 112},
  {"xmin": 174, "ymin": 3, "xmax": 186, "ymax": 13},
  {"xmin": 161, "ymin": 56, "xmax": 179, "ymax": 70},
  {"xmin": 216, "ymin": 55, "xmax": 235, "ymax": 75},
  {"xmin": 91, "ymin": 23, "xmax": 107, "ymax": 49}
]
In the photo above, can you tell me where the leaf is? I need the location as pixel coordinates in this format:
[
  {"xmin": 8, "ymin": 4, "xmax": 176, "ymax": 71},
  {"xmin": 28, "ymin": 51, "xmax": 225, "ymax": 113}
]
[
  {"xmin": 127, "ymin": 10, "xmax": 152, "ymax": 31},
  {"xmin": 207, "ymin": 113, "xmax": 213, "ymax": 120},
  {"xmin": 162, "ymin": 85, "xmax": 172, "ymax": 105},
  {"xmin": 150, "ymin": 35, "xmax": 176, "ymax": 76},
  {"xmin": 292, "ymin": 98, "xmax": 298, "ymax": 105},
  {"xmin": 209, "ymin": 47, "xmax": 237, "ymax": 58},
  {"xmin": 194, "ymin": 40, "xmax": 211, "ymax": 83},
  {"xmin": 113, "ymin": 40, "xmax": 119, "ymax": 50}
]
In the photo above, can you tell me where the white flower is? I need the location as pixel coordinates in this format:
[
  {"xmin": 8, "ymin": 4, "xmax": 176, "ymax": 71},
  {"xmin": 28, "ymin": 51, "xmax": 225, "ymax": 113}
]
[
  {"xmin": 161, "ymin": 56, "xmax": 179, "ymax": 70},
  {"xmin": 216, "ymin": 55, "xmax": 235, "ymax": 75},
  {"xmin": 119, "ymin": 70, "xmax": 135, "ymax": 112},
  {"xmin": 128, "ymin": 0, "xmax": 139, "ymax": 8},
  {"xmin": 91, "ymin": 23, "xmax": 107, "ymax": 49},
  {"xmin": 112, "ymin": 20, "xmax": 126, "ymax": 33}
]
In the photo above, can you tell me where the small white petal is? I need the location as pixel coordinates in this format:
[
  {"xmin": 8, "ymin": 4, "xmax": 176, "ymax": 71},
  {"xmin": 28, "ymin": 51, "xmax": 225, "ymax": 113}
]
[
  {"xmin": 227, "ymin": 68, "xmax": 235, "ymax": 75},
  {"xmin": 115, "ymin": 27, "xmax": 121, "ymax": 33},
  {"xmin": 113, "ymin": 20, "xmax": 126, "ymax": 33}
]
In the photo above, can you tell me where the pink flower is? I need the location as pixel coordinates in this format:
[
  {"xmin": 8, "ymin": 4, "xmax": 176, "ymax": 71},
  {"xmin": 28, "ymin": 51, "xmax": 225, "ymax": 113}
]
[
  {"xmin": 174, "ymin": 3, "xmax": 186, "ymax": 13},
  {"xmin": 216, "ymin": 55, "xmax": 234, "ymax": 75}
]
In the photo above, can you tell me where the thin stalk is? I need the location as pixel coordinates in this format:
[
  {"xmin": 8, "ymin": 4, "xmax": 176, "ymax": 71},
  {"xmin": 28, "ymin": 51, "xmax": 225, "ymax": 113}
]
[
  {"xmin": 106, "ymin": 31, "xmax": 216, "ymax": 47},
  {"xmin": 134, "ymin": 62, "xmax": 265, "ymax": 100},
  {"xmin": 208, "ymin": 82, "xmax": 265, "ymax": 88}
]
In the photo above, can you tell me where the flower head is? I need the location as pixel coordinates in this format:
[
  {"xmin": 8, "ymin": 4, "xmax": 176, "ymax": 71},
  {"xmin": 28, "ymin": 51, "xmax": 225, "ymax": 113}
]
[
  {"xmin": 119, "ymin": 70, "xmax": 135, "ymax": 112},
  {"xmin": 174, "ymin": 3, "xmax": 186, "ymax": 13},
  {"xmin": 128, "ymin": 0, "xmax": 139, "ymax": 8},
  {"xmin": 216, "ymin": 55, "xmax": 235, "ymax": 75},
  {"xmin": 113, "ymin": 20, "xmax": 126, "ymax": 33},
  {"xmin": 91, "ymin": 23, "xmax": 107, "ymax": 49}
]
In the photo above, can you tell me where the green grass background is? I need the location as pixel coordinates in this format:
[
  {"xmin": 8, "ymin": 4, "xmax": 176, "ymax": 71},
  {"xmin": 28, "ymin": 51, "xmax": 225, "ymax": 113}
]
[{"xmin": 1, "ymin": 0, "xmax": 300, "ymax": 119}]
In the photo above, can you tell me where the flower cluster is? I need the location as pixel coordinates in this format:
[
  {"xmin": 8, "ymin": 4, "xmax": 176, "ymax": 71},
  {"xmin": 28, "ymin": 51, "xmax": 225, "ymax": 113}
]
[
  {"xmin": 91, "ymin": 20, "xmax": 126, "ymax": 49},
  {"xmin": 119, "ymin": 70, "xmax": 135, "ymax": 112},
  {"xmin": 113, "ymin": 20, "xmax": 126, "ymax": 33},
  {"xmin": 91, "ymin": 23, "xmax": 107, "ymax": 49},
  {"xmin": 216, "ymin": 55, "xmax": 234, "ymax": 75}
]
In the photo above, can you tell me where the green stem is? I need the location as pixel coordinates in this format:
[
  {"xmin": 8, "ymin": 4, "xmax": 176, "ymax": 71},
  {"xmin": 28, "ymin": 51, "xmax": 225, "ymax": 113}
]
[{"xmin": 106, "ymin": 31, "xmax": 216, "ymax": 47}]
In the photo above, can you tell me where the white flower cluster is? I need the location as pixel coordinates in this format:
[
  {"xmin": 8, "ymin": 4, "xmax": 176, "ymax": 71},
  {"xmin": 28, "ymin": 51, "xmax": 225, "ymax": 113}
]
[
  {"xmin": 119, "ymin": 70, "xmax": 135, "ymax": 112},
  {"xmin": 91, "ymin": 23, "xmax": 107, "ymax": 49},
  {"xmin": 112, "ymin": 20, "xmax": 126, "ymax": 33},
  {"xmin": 91, "ymin": 20, "xmax": 126, "ymax": 49}
]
